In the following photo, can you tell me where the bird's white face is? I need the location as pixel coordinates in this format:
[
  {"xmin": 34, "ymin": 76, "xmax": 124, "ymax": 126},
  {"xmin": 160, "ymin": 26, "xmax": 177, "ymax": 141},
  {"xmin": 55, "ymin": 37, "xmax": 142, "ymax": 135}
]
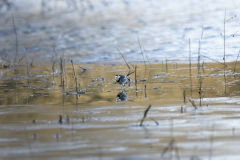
[{"xmin": 115, "ymin": 75, "xmax": 120, "ymax": 81}]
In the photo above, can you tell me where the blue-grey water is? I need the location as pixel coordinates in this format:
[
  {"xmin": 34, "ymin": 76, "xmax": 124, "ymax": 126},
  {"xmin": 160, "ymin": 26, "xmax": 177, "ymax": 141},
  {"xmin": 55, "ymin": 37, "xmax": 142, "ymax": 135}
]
[
  {"xmin": 2, "ymin": 1, "xmax": 240, "ymax": 160},
  {"xmin": 1, "ymin": 0, "xmax": 240, "ymax": 64}
]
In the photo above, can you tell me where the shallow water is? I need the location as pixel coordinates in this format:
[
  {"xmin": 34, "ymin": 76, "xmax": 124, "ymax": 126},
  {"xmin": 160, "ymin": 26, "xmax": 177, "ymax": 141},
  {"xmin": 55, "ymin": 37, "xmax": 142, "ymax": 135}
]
[
  {"xmin": 1, "ymin": 1, "xmax": 240, "ymax": 159},
  {"xmin": 1, "ymin": 62, "xmax": 240, "ymax": 159}
]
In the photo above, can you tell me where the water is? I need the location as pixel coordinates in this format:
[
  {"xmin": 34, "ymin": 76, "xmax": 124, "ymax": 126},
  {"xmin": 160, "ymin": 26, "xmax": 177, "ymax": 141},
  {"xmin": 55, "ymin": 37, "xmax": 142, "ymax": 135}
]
[
  {"xmin": 0, "ymin": 62, "xmax": 240, "ymax": 159},
  {"xmin": 1, "ymin": 1, "xmax": 240, "ymax": 159},
  {"xmin": 1, "ymin": 0, "xmax": 240, "ymax": 64}
]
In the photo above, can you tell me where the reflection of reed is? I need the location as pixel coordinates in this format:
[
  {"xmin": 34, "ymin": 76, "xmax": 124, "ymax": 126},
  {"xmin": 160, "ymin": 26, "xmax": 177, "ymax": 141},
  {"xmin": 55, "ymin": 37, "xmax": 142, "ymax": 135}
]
[
  {"xmin": 161, "ymin": 138, "xmax": 180, "ymax": 160},
  {"xmin": 140, "ymin": 105, "xmax": 151, "ymax": 126}
]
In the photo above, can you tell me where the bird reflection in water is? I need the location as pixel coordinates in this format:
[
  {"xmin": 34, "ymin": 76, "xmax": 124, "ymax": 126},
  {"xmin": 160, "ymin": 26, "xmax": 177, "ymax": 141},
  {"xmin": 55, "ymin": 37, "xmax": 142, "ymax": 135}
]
[{"xmin": 116, "ymin": 90, "xmax": 128, "ymax": 102}]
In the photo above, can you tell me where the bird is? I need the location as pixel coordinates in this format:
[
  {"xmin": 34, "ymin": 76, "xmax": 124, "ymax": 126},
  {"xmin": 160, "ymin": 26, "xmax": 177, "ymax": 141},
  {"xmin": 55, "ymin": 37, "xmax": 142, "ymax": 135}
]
[
  {"xmin": 115, "ymin": 75, "xmax": 130, "ymax": 86},
  {"xmin": 115, "ymin": 71, "xmax": 134, "ymax": 88},
  {"xmin": 116, "ymin": 91, "xmax": 128, "ymax": 102}
]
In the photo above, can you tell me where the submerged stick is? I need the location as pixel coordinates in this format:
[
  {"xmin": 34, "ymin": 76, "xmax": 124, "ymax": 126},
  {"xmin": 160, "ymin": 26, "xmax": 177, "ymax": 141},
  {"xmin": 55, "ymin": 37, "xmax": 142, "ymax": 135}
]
[{"xmin": 140, "ymin": 105, "xmax": 152, "ymax": 126}]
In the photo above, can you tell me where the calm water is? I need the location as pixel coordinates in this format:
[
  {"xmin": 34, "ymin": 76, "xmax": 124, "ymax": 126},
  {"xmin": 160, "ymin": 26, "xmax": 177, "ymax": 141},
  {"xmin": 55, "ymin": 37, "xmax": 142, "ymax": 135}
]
[
  {"xmin": 1, "ymin": 0, "xmax": 240, "ymax": 64},
  {"xmin": 1, "ymin": 62, "xmax": 240, "ymax": 159},
  {"xmin": 1, "ymin": 1, "xmax": 240, "ymax": 160}
]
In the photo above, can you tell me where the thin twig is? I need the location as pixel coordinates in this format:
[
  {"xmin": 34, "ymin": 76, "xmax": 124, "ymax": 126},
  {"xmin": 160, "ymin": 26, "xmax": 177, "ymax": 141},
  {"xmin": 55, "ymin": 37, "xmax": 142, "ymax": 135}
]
[
  {"xmin": 200, "ymin": 54, "xmax": 224, "ymax": 65},
  {"xmin": 127, "ymin": 71, "xmax": 135, "ymax": 76},
  {"xmin": 135, "ymin": 65, "xmax": 138, "ymax": 97},
  {"xmin": 79, "ymin": 66, "xmax": 87, "ymax": 72},
  {"xmin": 138, "ymin": 37, "xmax": 147, "ymax": 71},
  {"xmin": 138, "ymin": 38, "xmax": 148, "ymax": 100},
  {"xmin": 117, "ymin": 48, "xmax": 130, "ymax": 70},
  {"xmin": 79, "ymin": 66, "xmax": 87, "ymax": 76},
  {"xmin": 12, "ymin": 13, "xmax": 18, "ymax": 64},
  {"xmin": 233, "ymin": 49, "xmax": 240, "ymax": 74},
  {"xmin": 189, "ymin": 39, "xmax": 192, "ymax": 97},
  {"xmin": 198, "ymin": 27, "xmax": 204, "ymax": 107},
  {"xmin": 143, "ymin": 46, "xmax": 152, "ymax": 68},
  {"xmin": 198, "ymin": 27, "xmax": 204, "ymax": 77},
  {"xmin": 202, "ymin": 61, "xmax": 205, "ymax": 74},
  {"xmin": 71, "ymin": 60, "xmax": 76, "ymax": 77},
  {"xmin": 60, "ymin": 57, "xmax": 63, "ymax": 86},
  {"xmin": 166, "ymin": 59, "xmax": 168, "ymax": 73},
  {"xmin": 75, "ymin": 78, "xmax": 78, "ymax": 92},
  {"xmin": 162, "ymin": 60, "xmax": 163, "ymax": 71},
  {"xmin": 223, "ymin": 10, "xmax": 227, "ymax": 95}
]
